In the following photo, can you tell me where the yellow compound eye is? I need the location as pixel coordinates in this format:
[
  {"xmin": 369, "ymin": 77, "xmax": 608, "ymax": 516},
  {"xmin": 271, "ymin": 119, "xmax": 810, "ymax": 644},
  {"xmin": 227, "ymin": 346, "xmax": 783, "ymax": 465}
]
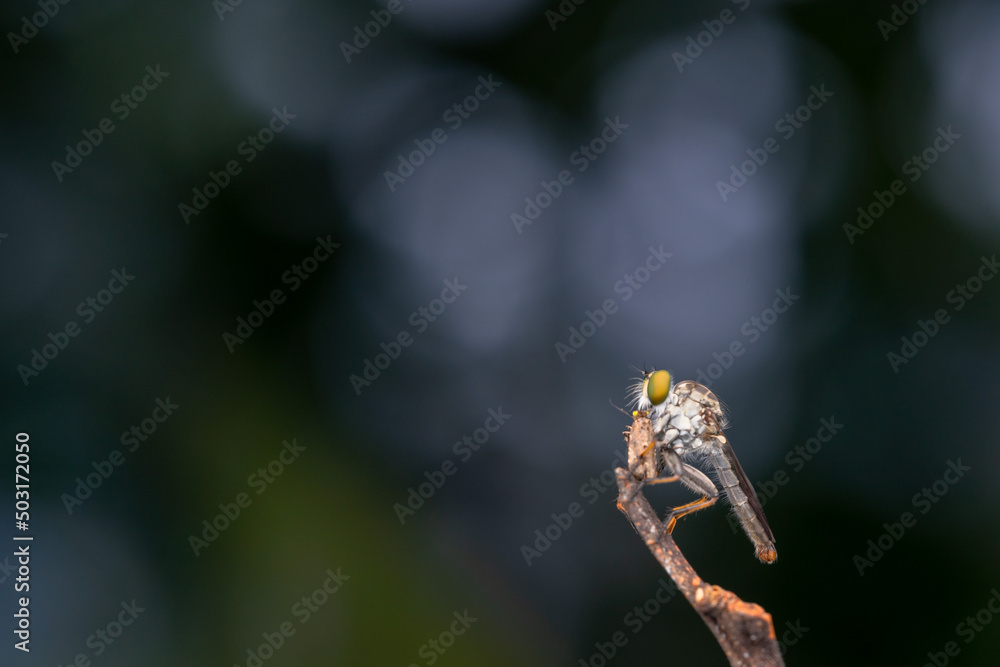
[{"xmin": 645, "ymin": 369, "xmax": 671, "ymax": 406}]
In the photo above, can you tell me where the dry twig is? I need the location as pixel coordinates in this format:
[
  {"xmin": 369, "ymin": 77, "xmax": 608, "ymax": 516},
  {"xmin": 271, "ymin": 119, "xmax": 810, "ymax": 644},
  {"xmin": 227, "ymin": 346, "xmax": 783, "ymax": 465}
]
[{"xmin": 616, "ymin": 412, "xmax": 785, "ymax": 667}]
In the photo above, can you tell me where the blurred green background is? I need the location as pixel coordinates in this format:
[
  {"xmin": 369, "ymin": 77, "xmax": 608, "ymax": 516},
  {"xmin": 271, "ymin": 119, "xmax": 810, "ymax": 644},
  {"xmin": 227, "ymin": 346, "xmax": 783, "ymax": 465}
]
[{"xmin": 2, "ymin": 0, "xmax": 1000, "ymax": 665}]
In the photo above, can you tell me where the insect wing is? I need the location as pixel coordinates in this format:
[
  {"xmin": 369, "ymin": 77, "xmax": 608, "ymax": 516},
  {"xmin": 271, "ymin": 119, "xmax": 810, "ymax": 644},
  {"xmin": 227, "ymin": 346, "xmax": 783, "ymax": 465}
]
[{"xmin": 718, "ymin": 439, "xmax": 775, "ymax": 544}]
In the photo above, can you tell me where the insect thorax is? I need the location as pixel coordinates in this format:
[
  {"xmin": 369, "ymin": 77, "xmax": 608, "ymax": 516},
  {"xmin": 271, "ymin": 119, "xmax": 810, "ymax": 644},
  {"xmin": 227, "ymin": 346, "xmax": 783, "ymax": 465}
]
[{"xmin": 653, "ymin": 381, "xmax": 727, "ymax": 457}]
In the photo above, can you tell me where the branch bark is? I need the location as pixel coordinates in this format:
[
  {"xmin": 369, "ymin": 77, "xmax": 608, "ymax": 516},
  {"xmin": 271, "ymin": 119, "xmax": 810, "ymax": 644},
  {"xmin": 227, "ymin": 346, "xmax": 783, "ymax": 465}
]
[{"xmin": 616, "ymin": 413, "xmax": 784, "ymax": 667}]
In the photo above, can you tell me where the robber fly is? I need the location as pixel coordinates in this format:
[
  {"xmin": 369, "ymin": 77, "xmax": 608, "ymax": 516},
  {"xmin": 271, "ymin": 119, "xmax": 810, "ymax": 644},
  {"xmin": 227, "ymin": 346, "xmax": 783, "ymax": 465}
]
[{"xmin": 626, "ymin": 369, "xmax": 777, "ymax": 564}]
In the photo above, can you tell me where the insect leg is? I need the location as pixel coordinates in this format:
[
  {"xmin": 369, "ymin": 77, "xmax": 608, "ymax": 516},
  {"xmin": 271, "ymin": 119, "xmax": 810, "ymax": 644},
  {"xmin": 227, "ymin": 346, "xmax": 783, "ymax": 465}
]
[{"xmin": 659, "ymin": 449, "xmax": 719, "ymax": 535}]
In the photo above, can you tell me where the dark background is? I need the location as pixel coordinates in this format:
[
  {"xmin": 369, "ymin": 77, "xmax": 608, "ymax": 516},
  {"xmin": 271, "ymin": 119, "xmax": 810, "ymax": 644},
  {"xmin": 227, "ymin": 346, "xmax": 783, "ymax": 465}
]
[{"xmin": 2, "ymin": 0, "xmax": 1000, "ymax": 665}]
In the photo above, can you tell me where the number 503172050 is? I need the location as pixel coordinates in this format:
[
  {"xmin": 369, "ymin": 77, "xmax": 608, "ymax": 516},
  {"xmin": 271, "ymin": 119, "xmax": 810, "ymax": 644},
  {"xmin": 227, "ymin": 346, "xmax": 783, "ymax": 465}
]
[{"xmin": 15, "ymin": 433, "xmax": 29, "ymax": 526}]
